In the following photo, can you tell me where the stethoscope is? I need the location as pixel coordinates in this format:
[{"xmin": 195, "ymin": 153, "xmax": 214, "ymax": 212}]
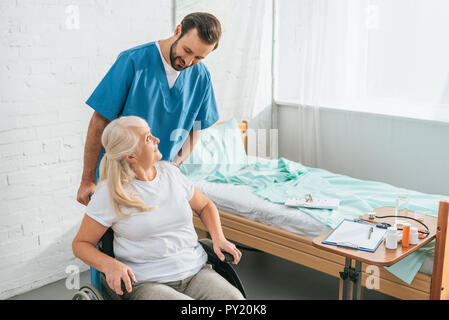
[{"xmin": 356, "ymin": 214, "xmax": 430, "ymax": 238}]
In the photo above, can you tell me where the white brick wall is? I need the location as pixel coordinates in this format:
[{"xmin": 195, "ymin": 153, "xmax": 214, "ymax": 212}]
[
  {"xmin": 1, "ymin": 0, "xmax": 273, "ymax": 299},
  {"xmin": 0, "ymin": 0, "xmax": 173, "ymax": 299}
]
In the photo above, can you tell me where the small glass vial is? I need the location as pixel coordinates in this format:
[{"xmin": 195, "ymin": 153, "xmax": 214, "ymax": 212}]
[
  {"xmin": 414, "ymin": 211, "xmax": 424, "ymax": 222},
  {"xmin": 410, "ymin": 227, "xmax": 418, "ymax": 245},
  {"xmin": 385, "ymin": 226, "xmax": 398, "ymax": 250}
]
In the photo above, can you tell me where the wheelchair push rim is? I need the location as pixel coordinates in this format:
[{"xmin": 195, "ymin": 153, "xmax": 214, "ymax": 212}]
[{"xmin": 72, "ymin": 284, "xmax": 104, "ymax": 300}]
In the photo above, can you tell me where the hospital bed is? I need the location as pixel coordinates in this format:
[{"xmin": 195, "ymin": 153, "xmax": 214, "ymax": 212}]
[{"xmin": 186, "ymin": 120, "xmax": 449, "ymax": 300}]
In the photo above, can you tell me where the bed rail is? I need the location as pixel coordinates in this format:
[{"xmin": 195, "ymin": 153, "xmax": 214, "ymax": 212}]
[{"xmin": 430, "ymin": 200, "xmax": 449, "ymax": 299}]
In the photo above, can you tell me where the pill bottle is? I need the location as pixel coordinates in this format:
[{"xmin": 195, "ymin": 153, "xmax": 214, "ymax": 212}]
[
  {"xmin": 402, "ymin": 223, "xmax": 410, "ymax": 248},
  {"xmin": 410, "ymin": 227, "xmax": 418, "ymax": 245},
  {"xmin": 385, "ymin": 226, "xmax": 398, "ymax": 250}
]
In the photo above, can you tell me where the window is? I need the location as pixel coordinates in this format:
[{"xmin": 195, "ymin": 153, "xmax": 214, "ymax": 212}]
[{"xmin": 275, "ymin": 0, "xmax": 449, "ymax": 122}]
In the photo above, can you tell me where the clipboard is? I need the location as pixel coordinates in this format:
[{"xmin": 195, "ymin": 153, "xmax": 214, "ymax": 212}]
[{"xmin": 322, "ymin": 219, "xmax": 387, "ymax": 253}]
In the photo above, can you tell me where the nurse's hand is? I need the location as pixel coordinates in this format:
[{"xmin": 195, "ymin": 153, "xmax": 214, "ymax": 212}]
[{"xmin": 77, "ymin": 181, "xmax": 96, "ymax": 205}]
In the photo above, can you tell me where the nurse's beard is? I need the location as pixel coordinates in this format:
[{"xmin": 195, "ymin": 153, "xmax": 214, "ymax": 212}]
[{"xmin": 169, "ymin": 40, "xmax": 187, "ymax": 71}]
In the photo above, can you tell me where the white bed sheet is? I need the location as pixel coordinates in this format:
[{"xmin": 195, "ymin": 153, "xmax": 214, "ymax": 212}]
[
  {"xmin": 195, "ymin": 180, "xmax": 330, "ymax": 238},
  {"xmin": 195, "ymin": 180, "xmax": 434, "ymax": 276}
]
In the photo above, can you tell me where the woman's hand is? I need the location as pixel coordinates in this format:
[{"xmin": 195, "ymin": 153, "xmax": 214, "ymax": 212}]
[
  {"xmin": 104, "ymin": 259, "xmax": 137, "ymax": 295},
  {"xmin": 213, "ymin": 237, "xmax": 242, "ymax": 265},
  {"xmin": 188, "ymin": 187, "xmax": 242, "ymax": 264}
]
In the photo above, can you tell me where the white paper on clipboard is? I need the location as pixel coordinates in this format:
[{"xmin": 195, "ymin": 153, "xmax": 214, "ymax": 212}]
[{"xmin": 323, "ymin": 220, "xmax": 387, "ymax": 252}]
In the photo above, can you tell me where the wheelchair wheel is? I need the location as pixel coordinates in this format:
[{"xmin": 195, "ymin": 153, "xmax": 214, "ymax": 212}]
[{"xmin": 72, "ymin": 284, "xmax": 104, "ymax": 300}]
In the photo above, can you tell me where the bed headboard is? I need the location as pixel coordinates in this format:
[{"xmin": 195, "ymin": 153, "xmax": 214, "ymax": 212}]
[{"xmin": 212, "ymin": 120, "xmax": 248, "ymax": 153}]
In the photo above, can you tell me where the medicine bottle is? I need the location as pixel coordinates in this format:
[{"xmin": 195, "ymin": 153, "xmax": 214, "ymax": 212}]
[
  {"xmin": 402, "ymin": 223, "xmax": 410, "ymax": 248},
  {"xmin": 410, "ymin": 227, "xmax": 418, "ymax": 245},
  {"xmin": 385, "ymin": 226, "xmax": 398, "ymax": 250}
]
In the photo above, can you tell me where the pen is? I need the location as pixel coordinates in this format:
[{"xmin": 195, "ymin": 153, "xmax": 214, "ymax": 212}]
[{"xmin": 368, "ymin": 226, "xmax": 373, "ymax": 239}]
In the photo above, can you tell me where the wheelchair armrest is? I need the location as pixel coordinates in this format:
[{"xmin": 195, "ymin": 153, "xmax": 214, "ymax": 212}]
[{"xmin": 198, "ymin": 238, "xmax": 234, "ymax": 263}]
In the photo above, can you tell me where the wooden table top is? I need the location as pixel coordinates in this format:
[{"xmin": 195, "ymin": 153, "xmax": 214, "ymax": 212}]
[{"xmin": 312, "ymin": 206, "xmax": 437, "ymax": 266}]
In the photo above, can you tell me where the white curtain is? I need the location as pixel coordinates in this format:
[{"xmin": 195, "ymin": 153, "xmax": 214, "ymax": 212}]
[
  {"xmin": 293, "ymin": 0, "xmax": 329, "ymax": 167},
  {"xmin": 291, "ymin": 0, "xmax": 371, "ymax": 167},
  {"xmin": 175, "ymin": 0, "xmax": 273, "ymax": 128}
]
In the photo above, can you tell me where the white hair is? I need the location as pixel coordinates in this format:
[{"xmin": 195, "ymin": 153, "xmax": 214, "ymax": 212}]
[{"xmin": 99, "ymin": 116, "xmax": 155, "ymax": 218}]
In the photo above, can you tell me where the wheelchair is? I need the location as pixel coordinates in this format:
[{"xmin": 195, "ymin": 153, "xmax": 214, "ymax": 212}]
[{"xmin": 72, "ymin": 228, "xmax": 246, "ymax": 300}]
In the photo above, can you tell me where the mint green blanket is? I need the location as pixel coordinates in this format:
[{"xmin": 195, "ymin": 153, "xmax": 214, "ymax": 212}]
[{"xmin": 182, "ymin": 156, "xmax": 447, "ymax": 284}]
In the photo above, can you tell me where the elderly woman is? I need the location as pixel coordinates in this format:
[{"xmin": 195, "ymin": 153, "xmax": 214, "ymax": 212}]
[{"xmin": 72, "ymin": 116, "xmax": 244, "ymax": 300}]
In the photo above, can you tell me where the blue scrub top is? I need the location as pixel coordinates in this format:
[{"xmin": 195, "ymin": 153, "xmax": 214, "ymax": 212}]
[{"xmin": 85, "ymin": 41, "xmax": 219, "ymax": 181}]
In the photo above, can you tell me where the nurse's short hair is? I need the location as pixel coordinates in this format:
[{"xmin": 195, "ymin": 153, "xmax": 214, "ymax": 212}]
[{"xmin": 180, "ymin": 12, "xmax": 222, "ymax": 50}]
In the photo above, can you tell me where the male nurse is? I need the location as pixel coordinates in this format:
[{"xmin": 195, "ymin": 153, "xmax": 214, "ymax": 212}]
[{"xmin": 77, "ymin": 12, "xmax": 221, "ymax": 205}]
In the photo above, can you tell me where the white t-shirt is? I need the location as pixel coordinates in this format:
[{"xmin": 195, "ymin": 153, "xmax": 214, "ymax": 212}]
[
  {"xmin": 86, "ymin": 161, "xmax": 207, "ymax": 283},
  {"xmin": 155, "ymin": 41, "xmax": 180, "ymax": 89}
]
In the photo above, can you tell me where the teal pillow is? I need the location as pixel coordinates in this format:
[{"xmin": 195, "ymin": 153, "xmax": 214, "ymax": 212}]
[{"xmin": 180, "ymin": 118, "xmax": 248, "ymax": 180}]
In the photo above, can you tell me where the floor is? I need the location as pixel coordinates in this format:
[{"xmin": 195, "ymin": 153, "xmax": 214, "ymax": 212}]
[{"xmin": 9, "ymin": 246, "xmax": 396, "ymax": 300}]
